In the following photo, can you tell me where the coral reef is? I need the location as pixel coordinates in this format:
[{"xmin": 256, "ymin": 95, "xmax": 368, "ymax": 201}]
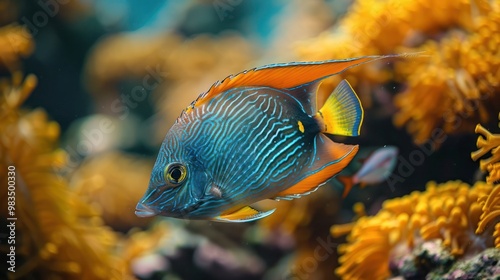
[
  {"xmin": 426, "ymin": 247, "xmax": 500, "ymax": 280},
  {"xmin": 393, "ymin": 6, "xmax": 500, "ymax": 144},
  {"xmin": 0, "ymin": 73, "xmax": 134, "ymax": 279},
  {"xmin": 331, "ymin": 180, "xmax": 499, "ymax": 280},
  {"xmin": 472, "ymin": 114, "xmax": 500, "ymax": 184},
  {"xmin": 392, "ymin": 240, "xmax": 500, "ymax": 280}
]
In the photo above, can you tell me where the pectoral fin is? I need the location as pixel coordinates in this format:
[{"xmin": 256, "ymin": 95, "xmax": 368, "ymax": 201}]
[{"xmin": 214, "ymin": 206, "xmax": 276, "ymax": 223}]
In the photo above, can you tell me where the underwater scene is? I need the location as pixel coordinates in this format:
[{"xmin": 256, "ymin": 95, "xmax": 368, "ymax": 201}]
[{"xmin": 1, "ymin": 0, "xmax": 499, "ymax": 279}]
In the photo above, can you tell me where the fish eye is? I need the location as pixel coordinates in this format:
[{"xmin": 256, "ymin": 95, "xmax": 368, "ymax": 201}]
[{"xmin": 164, "ymin": 163, "xmax": 187, "ymax": 186}]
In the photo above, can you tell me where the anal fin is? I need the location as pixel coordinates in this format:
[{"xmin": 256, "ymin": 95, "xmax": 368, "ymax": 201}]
[{"xmin": 214, "ymin": 206, "xmax": 276, "ymax": 223}]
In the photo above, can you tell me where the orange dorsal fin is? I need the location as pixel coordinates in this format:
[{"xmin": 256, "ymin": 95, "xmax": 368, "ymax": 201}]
[
  {"xmin": 193, "ymin": 55, "xmax": 401, "ymax": 108},
  {"xmin": 274, "ymin": 134, "xmax": 358, "ymax": 199}
]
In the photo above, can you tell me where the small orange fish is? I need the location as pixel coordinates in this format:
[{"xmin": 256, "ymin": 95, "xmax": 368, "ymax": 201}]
[{"xmin": 136, "ymin": 54, "xmax": 405, "ymax": 222}]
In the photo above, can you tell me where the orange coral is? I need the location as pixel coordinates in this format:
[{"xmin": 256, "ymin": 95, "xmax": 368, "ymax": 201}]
[
  {"xmin": 471, "ymin": 114, "xmax": 500, "ymax": 184},
  {"xmin": 0, "ymin": 74, "xmax": 134, "ymax": 279},
  {"xmin": 332, "ymin": 181, "xmax": 498, "ymax": 280}
]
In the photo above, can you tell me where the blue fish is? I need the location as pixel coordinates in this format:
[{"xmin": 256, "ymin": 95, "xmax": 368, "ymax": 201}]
[
  {"xmin": 136, "ymin": 55, "xmax": 400, "ymax": 222},
  {"xmin": 338, "ymin": 146, "xmax": 399, "ymax": 197}
]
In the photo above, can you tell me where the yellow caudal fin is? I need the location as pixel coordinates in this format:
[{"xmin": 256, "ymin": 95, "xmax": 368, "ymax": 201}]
[{"xmin": 314, "ymin": 79, "xmax": 364, "ymax": 136}]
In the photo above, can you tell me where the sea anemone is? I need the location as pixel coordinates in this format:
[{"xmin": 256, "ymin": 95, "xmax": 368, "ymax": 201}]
[
  {"xmin": 0, "ymin": 73, "xmax": 133, "ymax": 279},
  {"xmin": 331, "ymin": 180, "xmax": 499, "ymax": 280},
  {"xmin": 471, "ymin": 113, "xmax": 500, "ymax": 184},
  {"xmin": 393, "ymin": 6, "xmax": 500, "ymax": 144}
]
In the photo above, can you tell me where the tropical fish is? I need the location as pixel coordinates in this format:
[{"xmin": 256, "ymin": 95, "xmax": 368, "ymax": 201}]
[
  {"xmin": 338, "ymin": 146, "xmax": 398, "ymax": 197},
  {"xmin": 136, "ymin": 54, "xmax": 402, "ymax": 222}
]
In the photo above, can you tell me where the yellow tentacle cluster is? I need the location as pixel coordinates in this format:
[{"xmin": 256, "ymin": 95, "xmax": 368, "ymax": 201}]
[
  {"xmin": 0, "ymin": 73, "xmax": 133, "ymax": 279},
  {"xmin": 332, "ymin": 181, "xmax": 499, "ymax": 280},
  {"xmin": 472, "ymin": 114, "xmax": 500, "ymax": 184},
  {"xmin": 393, "ymin": 6, "xmax": 500, "ymax": 144}
]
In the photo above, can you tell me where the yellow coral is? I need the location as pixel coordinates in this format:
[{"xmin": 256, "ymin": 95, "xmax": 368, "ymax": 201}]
[
  {"xmin": 471, "ymin": 115, "xmax": 500, "ymax": 184},
  {"xmin": 394, "ymin": 6, "xmax": 500, "ymax": 143},
  {"xmin": 0, "ymin": 25, "xmax": 34, "ymax": 72},
  {"xmin": 297, "ymin": 0, "xmax": 473, "ymax": 60},
  {"xmin": 332, "ymin": 181, "xmax": 498, "ymax": 280},
  {"xmin": 0, "ymin": 74, "xmax": 134, "ymax": 279},
  {"xmin": 476, "ymin": 186, "xmax": 500, "ymax": 247}
]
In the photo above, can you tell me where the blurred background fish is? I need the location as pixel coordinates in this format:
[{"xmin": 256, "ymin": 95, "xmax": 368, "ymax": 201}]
[{"xmin": 337, "ymin": 145, "xmax": 398, "ymax": 197}]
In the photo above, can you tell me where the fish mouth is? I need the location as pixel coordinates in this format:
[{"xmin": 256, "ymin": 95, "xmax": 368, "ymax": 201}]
[{"xmin": 135, "ymin": 203, "xmax": 158, "ymax": 217}]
